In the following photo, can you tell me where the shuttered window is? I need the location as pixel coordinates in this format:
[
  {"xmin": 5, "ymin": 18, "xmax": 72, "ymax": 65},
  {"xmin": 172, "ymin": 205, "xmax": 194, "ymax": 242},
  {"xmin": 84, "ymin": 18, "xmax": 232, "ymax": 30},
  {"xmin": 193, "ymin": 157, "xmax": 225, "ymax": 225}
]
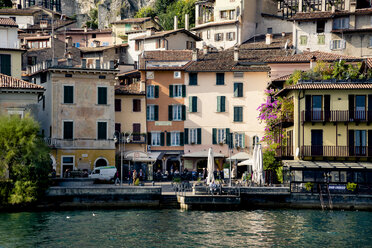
[
  {"xmin": 115, "ymin": 99, "xmax": 121, "ymax": 111},
  {"xmin": 216, "ymin": 73, "xmax": 225, "ymax": 85},
  {"xmin": 133, "ymin": 99, "xmax": 141, "ymax": 112},
  {"xmin": 189, "ymin": 73, "xmax": 197, "ymax": 85},
  {"xmin": 64, "ymin": 85, "xmax": 74, "ymax": 104},
  {"xmin": 98, "ymin": 87, "xmax": 107, "ymax": 105},
  {"xmin": 234, "ymin": 83, "xmax": 243, "ymax": 97},
  {"xmin": 97, "ymin": 122, "xmax": 107, "ymax": 140},
  {"xmin": 234, "ymin": 107, "xmax": 243, "ymax": 122},
  {"xmin": 217, "ymin": 96, "xmax": 226, "ymax": 112},
  {"xmin": 189, "ymin": 96, "xmax": 197, "ymax": 112},
  {"xmin": 147, "ymin": 105, "xmax": 158, "ymax": 121},
  {"xmin": 63, "ymin": 121, "xmax": 73, "ymax": 140},
  {"xmin": 0, "ymin": 54, "xmax": 11, "ymax": 76}
]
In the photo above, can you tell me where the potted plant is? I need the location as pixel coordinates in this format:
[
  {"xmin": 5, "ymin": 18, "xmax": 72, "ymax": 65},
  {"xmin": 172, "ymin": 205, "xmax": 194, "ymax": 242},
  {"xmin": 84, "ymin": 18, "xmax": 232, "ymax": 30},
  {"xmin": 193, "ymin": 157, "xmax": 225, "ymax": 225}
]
[
  {"xmin": 305, "ymin": 182, "xmax": 313, "ymax": 192},
  {"xmin": 346, "ymin": 182, "xmax": 357, "ymax": 192}
]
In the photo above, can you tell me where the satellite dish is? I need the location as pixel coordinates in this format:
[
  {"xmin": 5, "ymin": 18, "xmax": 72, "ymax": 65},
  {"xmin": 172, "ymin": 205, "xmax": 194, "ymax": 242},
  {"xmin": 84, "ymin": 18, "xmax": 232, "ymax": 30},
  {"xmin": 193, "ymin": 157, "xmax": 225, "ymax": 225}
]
[{"xmin": 296, "ymin": 147, "xmax": 300, "ymax": 157}]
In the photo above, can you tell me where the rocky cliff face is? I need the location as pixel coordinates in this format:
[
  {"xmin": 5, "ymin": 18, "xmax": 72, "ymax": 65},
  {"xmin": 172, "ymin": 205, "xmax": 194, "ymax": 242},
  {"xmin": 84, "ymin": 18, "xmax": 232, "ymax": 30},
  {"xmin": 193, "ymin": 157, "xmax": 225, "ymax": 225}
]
[{"xmin": 61, "ymin": 0, "xmax": 154, "ymax": 28}]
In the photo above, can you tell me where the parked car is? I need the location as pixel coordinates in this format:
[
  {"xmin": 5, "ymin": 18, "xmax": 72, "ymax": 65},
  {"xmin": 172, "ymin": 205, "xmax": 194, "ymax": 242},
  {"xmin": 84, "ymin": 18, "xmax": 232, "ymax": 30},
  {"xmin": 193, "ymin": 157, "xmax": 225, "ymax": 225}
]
[{"xmin": 89, "ymin": 166, "xmax": 117, "ymax": 181}]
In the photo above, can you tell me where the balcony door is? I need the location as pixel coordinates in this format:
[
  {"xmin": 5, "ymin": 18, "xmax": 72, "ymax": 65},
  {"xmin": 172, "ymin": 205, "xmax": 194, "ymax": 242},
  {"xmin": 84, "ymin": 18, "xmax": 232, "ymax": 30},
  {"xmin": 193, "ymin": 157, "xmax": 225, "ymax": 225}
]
[
  {"xmin": 355, "ymin": 130, "xmax": 366, "ymax": 156},
  {"xmin": 355, "ymin": 95, "xmax": 366, "ymax": 120},
  {"xmin": 311, "ymin": 130, "xmax": 323, "ymax": 156},
  {"xmin": 312, "ymin": 96, "xmax": 322, "ymax": 121},
  {"xmin": 133, "ymin": 123, "xmax": 141, "ymax": 141}
]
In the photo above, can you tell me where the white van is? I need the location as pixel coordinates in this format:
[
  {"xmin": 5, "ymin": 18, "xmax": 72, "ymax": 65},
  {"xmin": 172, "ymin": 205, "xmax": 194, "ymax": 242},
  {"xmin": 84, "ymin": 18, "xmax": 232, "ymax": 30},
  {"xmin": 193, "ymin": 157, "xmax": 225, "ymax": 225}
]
[{"xmin": 89, "ymin": 166, "xmax": 117, "ymax": 181}]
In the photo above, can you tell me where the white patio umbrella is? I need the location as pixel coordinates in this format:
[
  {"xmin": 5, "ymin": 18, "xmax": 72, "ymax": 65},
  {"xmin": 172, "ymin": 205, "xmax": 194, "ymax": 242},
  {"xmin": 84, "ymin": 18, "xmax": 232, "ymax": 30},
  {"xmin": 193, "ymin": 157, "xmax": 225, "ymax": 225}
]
[
  {"xmin": 256, "ymin": 144, "xmax": 264, "ymax": 186},
  {"xmin": 206, "ymin": 148, "xmax": 215, "ymax": 185},
  {"xmin": 251, "ymin": 144, "xmax": 258, "ymax": 184}
]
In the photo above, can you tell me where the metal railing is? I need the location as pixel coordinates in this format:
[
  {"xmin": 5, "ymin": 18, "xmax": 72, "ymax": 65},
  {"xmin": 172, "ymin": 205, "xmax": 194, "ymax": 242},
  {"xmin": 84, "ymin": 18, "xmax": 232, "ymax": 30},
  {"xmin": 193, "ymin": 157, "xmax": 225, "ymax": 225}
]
[
  {"xmin": 302, "ymin": 110, "xmax": 372, "ymax": 122},
  {"xmin": 276, "ymin": 146, "xmax": 294, "ymax": 157},
  {"xmin": 44, "ymin": 137, "xmax": 115, "ymax": 148},
  {"xmin": 302, "ymin": 145, "xmax": 372, "ymax": 157}
]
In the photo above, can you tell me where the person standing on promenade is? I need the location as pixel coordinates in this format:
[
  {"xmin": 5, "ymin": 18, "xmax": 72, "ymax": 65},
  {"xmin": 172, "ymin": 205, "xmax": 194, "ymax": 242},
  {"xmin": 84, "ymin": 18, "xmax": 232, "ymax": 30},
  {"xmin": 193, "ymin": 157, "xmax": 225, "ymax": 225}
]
[{"xmin": 133, "ymin": 169, "xmax": 137, "ymax": 185}]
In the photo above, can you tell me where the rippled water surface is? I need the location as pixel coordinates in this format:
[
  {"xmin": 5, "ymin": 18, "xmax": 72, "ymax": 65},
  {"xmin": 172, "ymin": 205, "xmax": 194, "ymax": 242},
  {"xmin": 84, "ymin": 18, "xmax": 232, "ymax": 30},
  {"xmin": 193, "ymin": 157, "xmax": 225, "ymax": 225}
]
[{"xmin": 0, "ymin": 209, "xmax": 371, "ymax": 247}]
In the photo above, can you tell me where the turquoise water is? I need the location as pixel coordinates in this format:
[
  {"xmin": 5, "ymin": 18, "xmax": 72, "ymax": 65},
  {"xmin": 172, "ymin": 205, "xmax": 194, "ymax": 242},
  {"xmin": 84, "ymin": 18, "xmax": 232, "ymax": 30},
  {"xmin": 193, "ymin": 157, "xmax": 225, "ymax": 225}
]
[{"xmin": 0, "ymin": 209, "xmax": 371, "ymax": 247}]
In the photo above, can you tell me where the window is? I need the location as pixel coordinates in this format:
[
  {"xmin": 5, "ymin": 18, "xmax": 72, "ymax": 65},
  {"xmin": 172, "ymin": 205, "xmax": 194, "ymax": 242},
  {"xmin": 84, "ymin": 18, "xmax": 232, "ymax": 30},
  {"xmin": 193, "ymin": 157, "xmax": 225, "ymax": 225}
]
[
  {"xmin": 170, "ymin": 132, "xmax": 181, "ymax": 146},
  {"xmin": 186, "ymin": 41, "xmax": 196, "ymax": 49},
  {"xmin": 97, "ymin": 122, "xmax": 107, "ymax": 140},
  {"xmin": 185, "ymin": 128, "xmax": 201, "ymax": 144},
  {"xmin": 316, "ymin": 20, "xmax": 325, "ymax": 33},
  {"xmin": 27, "ymin": 56, "xmax": 37, "ymax": 66},
  {"xmin": 330, "ymin": 39, "xmax": 346, "ymax": 50},
  {"xmin": 207, "ymin": 30, "xmax": 211, "ymax": 39},
  {"xmin": 147, "ymin": 105, "xmax": 158, "ymax": 121},
  {"xmin": 174, "ymin": 71, "xmax": 181, "ymax": 78},
  {"xmin": 253, "ymin": 136, "xmax": 260, "ymax": 146},
  {"xmin": 151, "ymin": 132, "xmax": 161, "ymax": 146},
  {"xmin": 7, "ymin": 109, "xmax": 24, "ymax": 118},
  {"xmin": 92, "ymin": 34, "xmax": 96, "ymax": 38},
  {"xmin": 156, "ymin": 39, "xmax": 165, "ymax": 49},
  {"xmin": 62, "ymin": 156, "xmax": 74, "ymax": 174},
  {"xmin": 216, "ymin": 73, "xmax": 225, "ymax": 85},
  {"xmin": 172, "ymin": 105, "xmax": 183, "ymax": 121},
  {"xmin": 135, "ymin": 40, "xmax": 143, "ymax": 51},
  {"xmin": 63, "ymin": 121, "xmax": 73, "ymax": 140},
  {"xmin": 217, "ymin": 96, "xmax": 226, "ymax": 112},
  {"xmin": 189, "ymin": 128, "xmax": 198, "ymax": 144},
  {"xmin": 312, "ymin": 95, "xmax": 322, "ymax": 120},
  {"xmin": 63, "ymin": 85, "xmax": 74, "ymax": 104},
  {"xmin": 215, "ymin": 33, "xmax": 223, "ymax": 41},
  {"xmin": 169, "ymin": 84, "xmax": 186, "ymax": 98},
  {"xmin": 133, "ymin": 123, "xmax": 141, "ymax": 141},
  {"xmin": 229, "ymin": 10, "xmax": 235, "ymax": 19},
  {"xmin": 115, "ymin": 99, "xmax": 121, "ymax": 111},
  {"xmin": 189, "ymin": 73, "xmax": 197, "ymax": 85},
  {"xmin": 333, "ymin": 17, "xmax": 349, "ymax": 29},
  {"xmin": 267, "ymin": 27, "xmax": 273, "ymax": 34},
  {"xmin": 299, "ymin": 36, "xmax": 308, "ymax": 45},
  {"xmin": 147, "ymin": 85, "xmax": 159, "ymax": 98},
  {"xmin": 189, "ymin": 96, "xmax": 197, "ymax": 112},
  {"xmin": 115, "ymin": 123, "xmax": 121, "ymax": 133},
  {"xmin": 355, "ymin": 95, "xmax": 366, "ymax": 120},
  {"xmin": 234, "ymin": 106, "xmax": 243, "ymax": 122},
  {"xmin": 97, "ymin": 87, "xmax": 107, "ymax": 105},
  {"xmin": 217, "ymin": 129, "xmax": 226, "ymax": 144},
  {"xmin": 133, "ymin": 99, "xmax": 141, "ymax": 112},
  {"xmin": 0, "ymin": 54, "xmax": 11, "ymax": 76},
  {"xmin": 318, "ymin": 35, "xmax": 325, "ymax": 45},
  {"xmin": 220, "ymin": 10, "xmax": 228, "ymax": 19},
  {"xmin": 234, "ymin": 83, "xmax": 243, "ymax": 97},
  {"xmin": 235, "ymin": 133, "xmax": 245, "ymax": 148},
  {"xmin": 226, "ymin": 32, "xmax": 235, "ymax": 41}
]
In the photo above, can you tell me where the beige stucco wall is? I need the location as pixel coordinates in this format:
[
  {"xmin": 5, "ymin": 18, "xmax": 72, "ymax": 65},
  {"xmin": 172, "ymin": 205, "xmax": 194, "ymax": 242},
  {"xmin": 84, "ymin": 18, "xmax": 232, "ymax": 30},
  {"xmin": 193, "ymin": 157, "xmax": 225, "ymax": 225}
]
[
  {"xmin": 184, "ymin": 71, "xmax": 268, "ymax": 157},
  {"xmin": 0, "ymin": 50, "xmax": 23, "ymax": 79},
  {"xmin": 0, "ymin": 91, "xmax": 40, "ymax": 118}
]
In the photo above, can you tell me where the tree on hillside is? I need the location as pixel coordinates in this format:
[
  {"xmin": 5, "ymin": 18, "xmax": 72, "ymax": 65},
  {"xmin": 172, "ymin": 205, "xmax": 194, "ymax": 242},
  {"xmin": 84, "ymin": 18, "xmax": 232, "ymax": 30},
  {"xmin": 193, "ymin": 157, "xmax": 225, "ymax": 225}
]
[
  {"xmin": 158, "ymin": 0, "xmax": 196, "ymax": 30},
  {"xmin": 0, "ymin": 114, "xmax": 50, "ymax": 204},
  {"xmin": 135, "ymin": 6, "xmax": 156, "ymax": 19},
  {"xmin": 85, "ymin": 7, "xmax": 98, "ymax": 29},
  {"xmin": 0, "ymin": 0, "xmax": 12, "ymax": 8},
  {"xmin": 155, "ymin": 0, "xmax": 177, "ymax": 14}
]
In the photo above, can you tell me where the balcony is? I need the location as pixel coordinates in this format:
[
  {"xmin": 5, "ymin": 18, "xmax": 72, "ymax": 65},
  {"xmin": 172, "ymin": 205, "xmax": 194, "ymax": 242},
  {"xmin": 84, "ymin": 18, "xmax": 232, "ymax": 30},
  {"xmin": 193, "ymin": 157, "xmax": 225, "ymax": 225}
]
[
  {"xmin": 301, "ymin": 110, "xmax": 372, "ymax": 123},
  {"xmin": 275, "ymin": 146, "xmax": 294, "ymax": 158},
  {"xmin": 44, "ymin": 138, "xmax": 114, "ymax": 149},
  {"xmin": 115, "ymin": 134, "xmax": 147, "ymax": 144},
  {"xmin": 277, "ymin": 113, "xmax": 294, "ymax": 127},
  {"xmin": 302, "ymin": 146, "xmax": 372, "ymax": 158}
]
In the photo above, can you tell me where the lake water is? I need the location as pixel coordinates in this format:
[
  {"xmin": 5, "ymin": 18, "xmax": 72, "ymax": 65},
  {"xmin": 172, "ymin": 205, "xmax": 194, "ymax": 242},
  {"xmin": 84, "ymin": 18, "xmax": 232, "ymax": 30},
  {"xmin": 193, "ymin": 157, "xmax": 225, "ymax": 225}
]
[{"xmin": 0, "ymin": 209, "xmax": 371, "ymax": 247}]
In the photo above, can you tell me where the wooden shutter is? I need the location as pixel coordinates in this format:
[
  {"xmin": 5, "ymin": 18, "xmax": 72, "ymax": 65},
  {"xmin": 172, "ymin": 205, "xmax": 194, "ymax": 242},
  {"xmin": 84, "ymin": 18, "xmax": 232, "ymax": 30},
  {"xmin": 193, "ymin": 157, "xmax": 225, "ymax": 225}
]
[
  {"xmin": 169, "ymin": 85, "xmax": 173, "ymax": 97},
  {"xmin": 324, "ymin": 95, "xmax": 330, "ymax": 121},
  {"xmin": 349, "ymin": 129, "xmax": 355, "ymax": 156},
  {"xmin": 217, "ymin": 96, "xmax": 221, "ymax": 112},
  {"xmin": 238, "ymin": 83, "xmax": 243, "ymax": 97},
  {"xmin": 155, "ymin": 85, "xmax": 159, "ymax": 98},
  {"xmin": 166, "ymin": 132, "xmax": 171, "ymax": 146},
  {"xmin": 154, "ymin": 105, "xmax": 159, "ymax": 121},
  {"xmin": 155, "ymin": 39, "xmax": 159, "ymax": 49},
  {"xmin": 115, "ymin": 99, "xmax": 121, "ymax": 111},
  {"xmin": 147, "ymin": 132, "xmax": 151, "ymax": 145},
  {"xmin": 305, "ymin": 95, "xmax": 311, "ymax": 121},
  {"xmin": 64, "ymin": 86, "xmax": 73, "ymax": 104},
  {"xmin": 97, "ymin": 122, "xmax": 107, "ymax": 140},
  {"xmin": 234, "ymin": 107, "xmax": 238, "ymax": 122},
  {"xmin": 182, "ymin": 105, "xmax": 186, "ymax": 120},
  {"xmin": 135, "ymin": 41, "xmax": 139, "ymax": 51},
  {"xmin": 221, "ymin": 96, "xmax": 226, "ymax": 112},
  {"xmin": 189, "ymin": 73, "xmax": 197, "ymax": 85},
  {"xmin": 63, "ymin": 121, "xmax": 73, "ymax": 139},
  {"xmin": 349, "ymin": 95, "xmax": 354, "ymax": 120},
  {"xmin": 168, "ymin": 105, "xmax": 173, "ymax": 121},
  {"xmin": 197, "ymin": 128, "xmax": 202, "ymax": 144},
  {"xmin": 180, "ymin": 132, "xmax": 184, "ymax": 146},
  {"xmin": 192, "ymin": 96, "xmax": 197, "ymax": 112},
  {"xmin": 368, "ymin": 130, "xmax": 372, "ymax": 156},
  {"xmin": 212, "ymin": 128, "xmax": 217, "ymax": 144},
  {"xmin": 0, "ymin": 54, "xmax": 11, "ymax": 76},
  {"xmin": 189, "ymin": 96, "xmax": 193, "ymax": 112},
  {"xmin": 182, "ymin": 85, "xmax": 186, "ymax": 97},
  {"xmin": 160, "ymin": 132, "xmax": 165, "ymax": 146},
  {"xmin": 368, "ymin": 95, "xmax": 372, "ymax": 122},
  {"xmin": 226, "ymin": 128, "xmax": 231, "ymax": 147},
  {"xmin": 98, "ymin": 87, "xmax": 107, "ymax": 104},
  {"xmin": 133, "ymin": 123, "xmax": 141, "ymax": 141},
  {"xmin": 146, "ymin": 106, "xmax": 150, "ymax": 120},
  {"xmin": 184, "ymin": 128, "xmax": 189, "ymax": 144}
]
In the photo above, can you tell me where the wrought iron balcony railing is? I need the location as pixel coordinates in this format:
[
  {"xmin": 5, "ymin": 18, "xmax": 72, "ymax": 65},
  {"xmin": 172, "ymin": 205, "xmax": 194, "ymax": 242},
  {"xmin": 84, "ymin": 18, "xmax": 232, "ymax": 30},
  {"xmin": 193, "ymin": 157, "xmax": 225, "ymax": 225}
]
[
  {"xmin": 275, "ymin": 146, "xmax": 294, "ymax": 158},
  {"xmin": 302, "ymin": 145, "xmax": 372, "ymax": 157},
  {"xmin": 301, "ymin": 110, "xmax": 372, "ymax": 123}
]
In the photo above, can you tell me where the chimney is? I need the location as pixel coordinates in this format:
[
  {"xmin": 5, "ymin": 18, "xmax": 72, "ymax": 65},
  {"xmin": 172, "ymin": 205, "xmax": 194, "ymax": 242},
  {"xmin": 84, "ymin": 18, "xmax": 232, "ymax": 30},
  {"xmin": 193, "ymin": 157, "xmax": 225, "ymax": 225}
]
[
  {"xmin": 234, "ymin": 46, "xmax": 239, "ymax": 62},
  {"xmin": 185, "ymin": 14, "xmax": 189, "ymax": 30},
  {"xmin": 266, "ymin": 33, "xmax": 273, "ymax": 45},
  {"xmin": 331, "ymin": 5, "xmax": 336, "ymax": 13},
  {"xmin": 281, "ymin": 32, "xmax": 286, "ymax": 37},
  {"xmin": 174, "ymin": 16, "xmax": 178, "ymax": 30},
  {"xmin": 310, "ymin": 55, "xmax": 317, "ymax": 69},
  {"xmin": 65, "ymin": 36, "xmax": 72, "ymax": 47},
  {"xmin": 192, "ymin": 49, "xmax": 198, "ymax": 61},
  {"xmin": 146, "ymin": 28, "xmax": 155, "ymax": 36},
  {"xmin": 84, "ymin": 27, "xmax": 87, "ymax": 33},
  {"xmin": 203, "ymin": 45, "xmax": 208, "ymax": 55},
  {"xmin": 82, "ymin": 59, "xmax": 87, "ymax": 68}
]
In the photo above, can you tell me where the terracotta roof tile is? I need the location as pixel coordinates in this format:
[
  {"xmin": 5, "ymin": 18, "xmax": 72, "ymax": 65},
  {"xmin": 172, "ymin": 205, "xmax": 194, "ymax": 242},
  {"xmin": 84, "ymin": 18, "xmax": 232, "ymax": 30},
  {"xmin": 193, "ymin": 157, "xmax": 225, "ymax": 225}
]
[
  {"xmin": 272, "ymin": 74, "xmax": 292, "ymax": 82},
  {"xmin": 132, "ymin": 29, "xmax": 201, "ymax": 41},
  {"xmin": 112, "ymin": 17, "xmax": 152, "ymax": 24},
  {"xmin": 0, "ymin": 73, "xmax": 44, "ymax": 90},
  {"xmin": 0, "ymin": 17, "xmax": 18, "ymax": 27},
  {"xmin": 240, "ymin": 33, "xmax": 293, "ymax": 50},
  {"xmin": 0, "ymin": 8, "xmax": 40, "ymax": 15},
  {"xmin": 291, "ymin": 9, "xmax": 372, "ymax": 21},
  {"xmin": 139, "ymin": 50, "xmax": 194, "ymax": 70},
  {"xmin": 266, "ymin": 51, "xmax": 361, "ymax": 63},
  {"xmin": 191, "ymin": 20, "xmax": 238, "ymax": 30},
  {"xmin": 115, "ymin": 82, "xmax": 144, "ymax": 95}
]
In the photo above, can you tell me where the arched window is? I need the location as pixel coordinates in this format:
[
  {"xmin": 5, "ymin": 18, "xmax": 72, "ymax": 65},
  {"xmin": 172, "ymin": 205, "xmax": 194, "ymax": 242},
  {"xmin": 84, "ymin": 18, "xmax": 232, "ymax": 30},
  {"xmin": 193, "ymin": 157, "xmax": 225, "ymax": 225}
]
[
  {"xmin": 95, "ymin": 158, "xmax": 108, "ymax": 167},
  {"xmin": 253, "ymin": 136, "xmax": 260, "ymax": 146}
]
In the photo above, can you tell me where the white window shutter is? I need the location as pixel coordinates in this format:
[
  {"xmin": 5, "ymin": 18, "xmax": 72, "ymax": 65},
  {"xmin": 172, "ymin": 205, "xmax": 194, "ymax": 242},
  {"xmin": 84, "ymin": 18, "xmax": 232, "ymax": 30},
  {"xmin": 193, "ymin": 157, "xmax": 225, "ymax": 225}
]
[
  {"xmin": 330, "ymin": 40, "xmax": 334, "ymax": 50},
  {"xmin": 342, "ymin": 40, "xmax": 346, "ymax": 49}
]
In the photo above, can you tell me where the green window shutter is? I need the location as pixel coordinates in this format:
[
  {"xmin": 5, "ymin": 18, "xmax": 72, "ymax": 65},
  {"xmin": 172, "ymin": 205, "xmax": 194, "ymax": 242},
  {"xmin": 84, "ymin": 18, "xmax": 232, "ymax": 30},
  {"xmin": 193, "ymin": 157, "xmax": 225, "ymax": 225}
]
[
  {"xmin": 63, "ymin": 121, "xmax": 73, "ymax": 139},
  {"xmin": 197, "ymin": 128, "xmax": 202, "ymax": 144},
  {"xmin": 182, "ymin": 105, "xmax": 186, "ymax": 120},
  {"xmin": 160, "ymin": 132, "xmax": 165, "ymax": 146},
  {"xmin": 189, "ymin": 96, "xmax": 193, "ymax": 112},
  {"xmin": 97, "ymin": 122, "xmax": 107, "ymax": 139},
  {"xmin": 154, "ymin": 105, "xmax": 159, "ymax": 121},
  {"xmin": 226, "ymin": 128, "xmax": 231, "ymax": 147},
  {"xmin": 217, "ymin": 96, "xmax": 221, "ymax": 112},
  {"xmin": 155, "ymin": 85, "xmax": 159, "ymax": 98},
  {"xmin": 234, "ymin": 83, "xmax": 238, "ymax": 97},
  {"xmin": 0, "ymin": 54, "xmax": 11, "ymax": 76},
  {"xmin": 216, "ymin": 73, "xmax": 224, "ymax": 85},
  {"xmin": 168, "ymin": 105, "xmax": 173, "ymax": 121},
  {"xmin": 146, "ymin": 106, "xmax": 150, "ymax": 120},
  {"xmin": 234, "ymin": 107, "xmax": 238, "ymax": 122},
  {"xmin": 189, "ymin": 73, "xmax": 197, "ymax": 85},
  {"xmin": 169, "ymin": 85, "xmax": 173, "ymax": 97},
  {"xmin": 192, "ymin": 96, "xmax": 197, "ymax": 112},
  {"xmin": 238, "ymin": 83, "xmax": 243, "ymax": 97},
  {"xmin": 184, "ymin": 128, "xmax": 189, "ymax": 144},
  {"xmin": 239, "ymin": 107, "xmax": 243, "ymax": 121},
  {"xmin": 182, "ymin": 85, "xmax": 186, "ymax": 97},
  {"xmin": 180, "ymin": 132, "xmax": 184, "ymax": 146},
  {"xmin": 166, "ymin": 132, "xmax": 171, "ymax": 146},
  {"xmin": 64, "ymin": 86, "xmax": 73, "ymax": 103},
  {"xmin": 212, "ymin": 128, "xmax": 217, "ymax": 144},
  {"xmin": 221, "ymin": 96, "xmax": 226, "ymax": 112},
  {"xmin": 242, "ymin": 133, "xmax": 245, "ymax": 147},
  {"xmin": 98, "ymin": 87, "xmax": 107, "ymax": 104},
  {"xmin": 147, "ymin": 132, "xmax": 151, "ymax": 145}
]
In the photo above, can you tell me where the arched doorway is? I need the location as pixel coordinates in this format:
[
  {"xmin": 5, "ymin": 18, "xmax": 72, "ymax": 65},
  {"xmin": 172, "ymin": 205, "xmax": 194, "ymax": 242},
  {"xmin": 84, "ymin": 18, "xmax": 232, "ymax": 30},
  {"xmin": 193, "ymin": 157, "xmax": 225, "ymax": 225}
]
[{"xmin": 94, "ymin": 157, "xmax": 108, "ymax": 167}]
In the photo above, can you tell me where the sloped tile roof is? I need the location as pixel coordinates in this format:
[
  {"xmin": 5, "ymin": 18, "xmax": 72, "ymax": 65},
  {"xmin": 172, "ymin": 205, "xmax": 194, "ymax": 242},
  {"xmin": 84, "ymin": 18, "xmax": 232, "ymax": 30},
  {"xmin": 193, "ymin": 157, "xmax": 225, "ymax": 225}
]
[
  {"xmin": 0, "ymin": 17, "xmax": 18, "ymax": 27},
  {"xmin": 0, "ymin": 8, "xmax": 40, "ymax": 15},
  {"xmin": 191, "ymin": 20, "xmax": 238, "ymax": 30},
  {"xmin": 240, "ymin": 33, "xmax": 293, "ymax": 50},
  {"xmin": 266, "ymin": 51, "xmax": 361, "ymax": 63},
  {"xmin": 272, "ymin": 74, "xmax": 292, "ymax": 82},
  {"xmin": 291, "ymin": 11, "xmax": 335, "ymax": 21},
  {"xmin": 112, "ymin": 17, "xmax": 152, "ymax": 24},
  {"xmin": 132, "ymin": 29, "xmax": 201, "ymax": 41},
  {"xmin": 0, "ymin": 73, "xmax": 44, "ymax": 90}
]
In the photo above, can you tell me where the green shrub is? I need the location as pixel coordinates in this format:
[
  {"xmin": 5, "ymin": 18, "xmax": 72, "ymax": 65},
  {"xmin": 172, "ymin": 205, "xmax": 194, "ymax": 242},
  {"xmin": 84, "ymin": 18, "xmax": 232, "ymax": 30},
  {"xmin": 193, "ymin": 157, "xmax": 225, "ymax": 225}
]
[
  {"xmin": 305, "ymin": 182, "xmax": 313, "ymax": 192},
  {"xmin": 0, "ymin": 180, "xmax": 12, "ymax": 205},
  {"xmin": 347, "ymin": 182, "xmax": 357, "ymax": 192}
]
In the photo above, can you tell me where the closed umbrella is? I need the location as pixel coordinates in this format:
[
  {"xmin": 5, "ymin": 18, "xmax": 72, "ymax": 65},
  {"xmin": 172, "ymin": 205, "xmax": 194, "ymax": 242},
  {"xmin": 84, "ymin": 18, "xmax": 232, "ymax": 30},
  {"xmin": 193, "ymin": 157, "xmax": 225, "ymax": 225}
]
[
  {"xmin": 206, "ymin": 148, "xmax": 215, "ymax": 185},
  {"xmin": 256, "ymin": 144, "xmax": 264, "ymax": 186},
  {"xmin": 252, "ymin": 144, "xmax": 258, "ymax": 184}
]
